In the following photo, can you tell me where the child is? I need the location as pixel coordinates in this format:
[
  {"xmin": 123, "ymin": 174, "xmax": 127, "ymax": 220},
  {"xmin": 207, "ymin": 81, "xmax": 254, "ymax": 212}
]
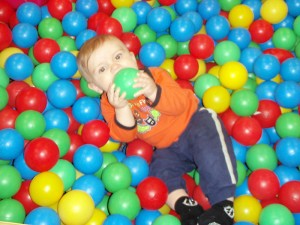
[{"xmin": 77, "ymin": 34, "xmax": 237, "ymax": 225}]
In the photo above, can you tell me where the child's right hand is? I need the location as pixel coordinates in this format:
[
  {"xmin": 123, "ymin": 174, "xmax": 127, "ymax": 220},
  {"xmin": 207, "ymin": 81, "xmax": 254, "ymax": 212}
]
[{"xmin": 107, "ymin": 83, "xmax": 128, "ymax": 109}]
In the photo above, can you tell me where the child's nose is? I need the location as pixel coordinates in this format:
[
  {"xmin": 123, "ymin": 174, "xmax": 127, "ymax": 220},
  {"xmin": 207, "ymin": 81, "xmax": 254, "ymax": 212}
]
[{"xmin": 110, "ymin": 63, "xmax": 123, "ymax": 74}]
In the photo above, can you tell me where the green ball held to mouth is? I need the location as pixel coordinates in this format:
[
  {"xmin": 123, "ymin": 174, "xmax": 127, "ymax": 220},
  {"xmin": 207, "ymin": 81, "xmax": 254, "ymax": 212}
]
[{"xmin": 113, "ymin": 68, "xmax": 141, "ymax": 100}]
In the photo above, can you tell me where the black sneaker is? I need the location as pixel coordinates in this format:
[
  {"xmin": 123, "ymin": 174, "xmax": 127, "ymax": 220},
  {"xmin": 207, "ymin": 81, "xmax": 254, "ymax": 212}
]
[{"xmin": 197, "ymin": 200, "xmax": 234, "ymax": 225}]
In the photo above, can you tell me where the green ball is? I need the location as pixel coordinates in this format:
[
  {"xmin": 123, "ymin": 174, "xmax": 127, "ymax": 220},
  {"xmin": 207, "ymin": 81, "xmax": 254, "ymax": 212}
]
[
  {"xmin": 108, "ymin": 189, "xmax": 141, "ymax": 220},
  {"xmin": 15, "ymin": 110, "xmax": 46, "ymax": 140},
  {"xmin": 218, "ymin": 0, "xmax": 242, "ymax": 11},
  {"xmin": 275, "ymin": 112, "xmax": 300, "ymax": 138},
  {"xmin": 230, "ymin": 89, "xmax": 259, "ymax": 116},
  {"xmin": 272, "ymin": 27, "xmax": 297, "ymax": 50},
  {"xmin": 134, "ymin": 24, "xmax": 156, "ymax": 46},
  {"xmin": 32, "ymin": 63, "xmax": 59, "ymax": 91},
  {"xmin": 0, "ymin": 86, "xmax": 8, "ymax": 110},
  {"xmin": 96, "ymin": 195, "xmax": 109, "ymax": 215},
  {"xmin": 0, "ymin": 199, "xmax": 25, "ymax": 223},
  {"xmin": 194, "ymin": 73, "xmax": 221, "ymax": 99},
  {"xmin": 38, "ymin": 17, "xmax": 63, "ymax": 39},
  {"xmin": 56, "ymin": 36, "xmax": 77, "ymax": 51},
  {"xmin": 293, "ymin": 16, "xmax": 300, "ymax": 37},
  {"xmin": 112, "ymin": 7, "xmax": 137, "ymax": 32},
  {"xmin": 113, "ymin": 68, "xmax": 141, "ymax": 100},
  {"xmin": 101, "ymin": 162, "xmax": 132, "ymax": 193},
  {"xmin": 28, "ymin": 47, "xmax": 40, "ymax": 66},
  {"xmin": 177, "ymin": 40, "xmax": 190, "ymax": 55},
  {"xmin": 0, "ymin": 68, "xmax": 9, "ymax": 88},
  {"xmin": 94, "ymin": 152, "xmax": 118, "ymax": 178},
  {"xmin": 259, "ymin": 204, "xmax": 295, "ymax": 225},
  {"xmin": 157, "ymin": 34, "xmax": 178, "ymax": 59},
  {"xmin": 80, "ymin": 76, "xmax": 100, "ymax": 98},
  {"xmin": 236, "ymin": 160, "xmax": 247, "ymax": 187},
  {"xmin": 246, "ymin": 144, "xmax": 278, "ymax": 171},
  {"xmin": 214, "ymin": 40, "xmax": 241, "ymax": 65},
  {"xmin": 153, "ymin": 215, "xmax": 181, "ymax": 225},
  {"xmin": 295, "ymin": 42, "xmax": 300, "ymax": 58},
  {"xmin": 0, "ymin": 165, "xmax": 22, "ymax": 199}
]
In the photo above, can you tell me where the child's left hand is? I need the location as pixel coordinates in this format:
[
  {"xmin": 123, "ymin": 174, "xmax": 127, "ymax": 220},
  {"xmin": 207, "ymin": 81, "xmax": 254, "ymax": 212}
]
[{"xmin": 133, "ymin": 71, "xmax": 157, "ymax": 102}]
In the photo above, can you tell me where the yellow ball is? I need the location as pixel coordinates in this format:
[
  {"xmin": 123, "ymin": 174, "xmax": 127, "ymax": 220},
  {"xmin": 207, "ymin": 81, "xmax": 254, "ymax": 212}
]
[
  {"xmin": 260, "ymin": 0, "xmax": 288, "ymax": 24},
  {"xmin": 101, "ymin": 139, "xmax": 121, "ymax": 153},
  {"xmin": 159, "ymin": 204, "xmax": 171, "ymax": 215},
  {"xmin": 111, "ymin": 0, "xmax": 134, "ymax": 8},
  {"xmin": 160, "ymin": 58, "xmax": 177, "ymax": 80},
  {"xmin": 208, "ymin": 65, "xmax": 221, "ymax": 78},
  {"xmin": 234, "ymin": 195, "xmax": 262, "ymax": 224},
  {"xmin": 202, "ymin": 86, "xmax": 231, "ymax": 113},
  {"xmin": 85, "ymin": 208, "xmax": 107, "ymax": 225},
  {"xmin": 58, "ymin": 190, "xmax": 95, "ymax": 225},
  {"xmin": 0, "ymin": 47, "xmax": 24, "ymax": 68},
  {"xmin": 29, "ymin": 171, "xmax": 64, "ymax": 206},
  {"xmin": 190, "ymin": 59, "xmax": 206, "ymax": 81},
  {"xmin": 219, "ymin": 61, "xmax": 248, "ymax": 90},
  {"xmin": 229, "ymin": 4, "xmax": 254, "ymax": 28}
]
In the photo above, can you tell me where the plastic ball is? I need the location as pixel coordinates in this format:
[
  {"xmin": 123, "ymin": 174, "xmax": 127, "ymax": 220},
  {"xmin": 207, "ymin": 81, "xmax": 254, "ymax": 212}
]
[
  {"xmin": 33, "ymin": 38, "xmax": 60, "ymax": 63},
  {"xmin": 146, "ymin": 7, "xmax": 171, "ymax": 33},
  {"xmin": 232, "ymin": 117, "xmax": 262, "ymax": 146},
  {"xmin": 0, "ymin": 22, "xmax": 12, "ymax": 51},
  {"xmin": 12, "ymin": 23, "xmax": 38, "ymax": 48},
  {"xmin": 0, "ymin": 106, "xmax": 19, "ymax": 130},
  {"xmin": 156, "ymin": 34, "xmax": 177, "ymax": 59},
  {"xmin": 134, "ymin": 24, "xmax": 156, "ymax": 45},
  {"xmin": 202, "ymin": 86, "xmax": 231, "ymax": 114},
  {"xmin": 249, "ymin": 19, "xmax": 274, "ymax": 44},
  {"xmin": 97, "ymin": 0, "xmax": 115, "ymax": 15},
  {"xmin": 260, "ymin": 0, "xmax": 288, "ymax": 24},
  {"xmin": 273, "ymin": 27, "xmax": 297, "ymax": 50},
  {"xmin": 174, "ymin": 0, "xmax": 198, "ymax": 15},
  {"xmin": 103, "ymin": 214, "xmax": 132, "ymax": 225},
  {"xmin": 275, "ymin": 112, "xmax": 300, "ymax": 138},
  {"xmin": 126, "ymin": 138, "xmax": 154, "ymax": 163},
  {"xmin": 76, "ymin": 29, "xmax": 97, "ymax": 50},
  {"xmin": 85, "ymin": 208, "xmax": 107, "ymax": 225},
  {"xmin": 246, "ymin": 143, "xmax": 278, "ymax": 171},
  {"xmin": 38, "ymin": 17, "xmax": 63, "ymax": 39},
  {"xmin": 0, "ymin": 1, "xmax": 15, "ymax": 24},
  {"xmin": 75, "ymin": 0, "xmax": 99, "ymax": 18},
  {"xmin": 259, "ymin": 203, "xmax": 295, "ymax": 225},
  {"xmin": 136, "ymin": 209, "xmax": 161, "ymax": 225},
  {"xmin": 5, "ymin": 53, "xmax": 34, "ymax": 81},
  {"xmin": 113, "ymin": 68, "xmax": 141, "ymax": 100},
  {"xmin": 189, "ymin": 34, "xmax": 214, "ymax": 60},
  {"xmin": 230, "ymin": 89, "xmax": 259, "ymax": 116},
  {"xmin": 120, "ymin": 32, "xmax": 142, "ymax": 56},
  {"xmin": 131, "ymin": 1, "xmax": 151, "ymax": 25},
  {"xmin": 14, "ymin": 152, "xmax": 39, "ymax": 180},
  {"xmin": 50, "ymin": 51, "xmax": 78, "ymax": 79},
  {"xmin": 274, "ymin": 165, "xmax": 300, "ymax": 186},
  {"xmin": 174, "ymin": 54, "xmax": 199, "ymax": 80},
  {"xmin": 280, "ymin": 58, "xmax": 300, "ymax": 82},
  {"xmin": 278, "ymin": 181, "xmax": 300, "ymax": 213},
  {"xmin": 72, "ymin": 96, "xmax": 100, "ymax": 124},
  {"xmin": 24, "ymin": 207, "xmax": 60, "ymax": 225},
  {"xmin": 255, "ymin": 80, "xmax": 277, "ymax": 101},
  {"xmin": 213, "ymin": 40, "xmax": 240, "ymax": 66},
  {"xmin": 96, "ymin": 17, "xmax": 123, "ymax": 38},
  {"xmin": 136, "ymin": 176, "xmax": 168, "ymax": 210},
  {"xmin": 197, "ymin": 0, "xmax": 220, "ymax": 20},
  {"xmin": 16, "ymin": 2, "xmax": 42, "ymax": 26},
  {"xmin": 194, "ymin": 73, "xmax": 220, "ymax": 99},
  {"xmin": 81, "ymin": 119, "xmax": 110, "ymax": 148},
  {"xmin": 44, "ymin": 108, "xmax": 70, "ymax": 131},
  {"xmin": 219, "ymin": 61, "xmax": 248, "ymax": 90},
  {"xmin": 228, "ymin": 28, "xmax": 251, "ymax": 50},
  {"xmin": 42, "ymin": 128, "xmax": 70, "ymax": 157},
  {"xmin": 228, "ymin": 4, "xmax": 254, "ymax": 28},
  {"xmin": 276, "ymin": 137, "xmax": 300, "ymax": 168},
  {"xmin": 58, "ymin": 190, "xmax": 95, "ymax": 225},
  {"xmin": 111, "ymin": 7, "xmax": 137, "ymax": 32},
  {"xmin": 62, "ymin": 11, "xmax": 87, "ymax": 37},
  {"xmin": 0, "ymin": 128, "xmax": 24, "ymax": 160},
  {"xmin": 0, "ymin": 165, "xmax": 22, "ymax": 199},
  {"xmin": 47, "ymin": 0, "xmax": 72, "ymax": 20},
  {"xmin": 122, "ymin": 156, "xmax": 149, "ymax": 186},
  {"xmin": 0, "ymin": 198, "xmax": 26, "ymax": 224},
  {"xmin": 153, "ymin": 214, "xmax": 181, "ymax": 225},
  {"xmin": 62, "ymin": 133, "xmax": 84, "ymax": 163},
  {"xmin": 73, "ymin": 144, "xmax": 103, "ymax": 174},
  {"xmin": 234, "ymin": 195, "xmax": 262, "ymax": 224},
  {"xmin": 206, "ymin": 15, "xmax": 230, "ymax": 41},
  {"xmin": 275, "ymin": 81, "xmax": 300, "ymax": 109},
  {"xmin": 170, "ymin": 17, "xmax": 195, "ymax": 42},
  {"xmin": 29, "ymin": 171, "xmax": 64, "ymax": 206},
  {"xmin": 0, "ymin": 86, "xmax": 8, "ymax": 111},
  {"xmin": 253, "ymin": 54, "xmax": 280, "ymax": 81},
  {"xmin": 139, "ymin": 42, "xmax": 166, "ymax": 67}
]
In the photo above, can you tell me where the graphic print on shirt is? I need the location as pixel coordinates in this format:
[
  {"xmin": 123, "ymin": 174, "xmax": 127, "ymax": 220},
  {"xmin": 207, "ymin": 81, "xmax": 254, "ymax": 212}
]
[{"xmin": 132, "ymin": 105, "xmax": 160, "ymax": 134}]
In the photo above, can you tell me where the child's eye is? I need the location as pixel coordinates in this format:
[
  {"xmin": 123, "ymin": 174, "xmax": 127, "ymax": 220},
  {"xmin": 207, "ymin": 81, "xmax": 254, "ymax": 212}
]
[
  {"xmin": 99, "ymin": 67, "xmax": 105, "ymax": 73},
  {"xmin": 115, "ymin": 53, "xmax": 122, "ymax": 60}
]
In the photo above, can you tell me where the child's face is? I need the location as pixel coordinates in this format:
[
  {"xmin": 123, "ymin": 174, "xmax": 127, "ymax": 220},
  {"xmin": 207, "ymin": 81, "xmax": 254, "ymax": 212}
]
[{"xmin": 87, "ymin": 37, "xmax": 138, "ymax": 94}]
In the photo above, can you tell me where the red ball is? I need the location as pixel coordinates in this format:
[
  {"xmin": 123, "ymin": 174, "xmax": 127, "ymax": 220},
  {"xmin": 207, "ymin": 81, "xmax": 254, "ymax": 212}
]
[
  {"xmin": 189, "ymin": 34, "xmax": 215, "ymax": 60},
  {"xmin": 176, "ymin": 79, "xmax": 194, "ymax": 92},
  {"xmin": 97, "ymin": 0, "xmax": 115, "ymax": 16},
  {"xmin": 192, "ymin": 186, "xmax": 211, "ymax": 210},
  {"xmin": 8, "ymin": 11, "xmax": 18, "ymax": 29},
  {"xmin": 249, "ymin": 19, "xmax": 274, "ymax": 44},
  {"xmin": 47, "ymin": 0, "xmax": 73, "ymax": 20},
  {"xmin": 174, "ymin": 54, "xmax": 199, "ymax": 80},
  {"xmin": 261, "ymin": 197, "xmax": 280, "ymax": 208},
  {"xmin": 231, "ymin": 117, "xmax": 262, "ymax": 146},
  {"xmin": 0, "ymin": 1, "xmax": 15, "ymax": 24},
  {"xmin": 120, "ymin": 32, "xmax": 141, "ymax": 56},
  {"xmin": 33, "ymin": 38, "xmax": 60, "ymax": 63},
  {"xmin": 96, "ymin": 17, "xmax": 123, "ymax": 38},
  {"xmin": 252, "ymin": 100, "xmax": 281, "ymax": 128},
  {"xmin": 6, "ymin": 81, "xmax": 30, "ymax": 108},
  {"xmin": 278, "ymin": 181, "xmax": 300, "ymax": 213},
  {"xmin": 0, "ymin": 106, "xmax": 19, "ymax": 130},
  {"xmin": 12, "ymin": 180, "xmax": 38, "ymax": 214},
  {"xmin": 158, "ymin": 0, "xmax": 177, "ymax": 6},
  {"xmin": 15, "ymin": 87, "xmax": 47, "ymax": 113},
  {"xmin": 0, "ymin": 22, "xmax": 12, "ymax": 51},
  {"xmin": 62, "ymin": 133, "xmax": 84, "ymax": 163},
  {"xmin": 136, "ymin": 176, "xmax": 168, "ymax": 210},
  {"xmin": 219, "ymin": 108, "xmax": 240, "ymax": 136},
  {"xmin": 87, "ymin": 12, "xmax": 109, "ymax": 31},
  {"xmin": 248, "ymin": 169, "xmax": 280, "ymax": 201},
  {"xmin": 126, "ymin": 138, "xmax": 154, "ymax": 164},
  {"xmin": 263, "ymin": 48, "xmax": 294, "ymax": 63},
  {"xmin": 81, "ymin": 119, "xmax": 110, "ymax": 148},
  {"xmin": 64, "ymin": 107, "xmax": 81, "ymax": 134},
  {"xmin": 71, "ymin": 79, "xmax": 85, "ymax": 99},
  {"xmin": 24, "ymin": 137, "xmax": 60, "ymax": 172}
]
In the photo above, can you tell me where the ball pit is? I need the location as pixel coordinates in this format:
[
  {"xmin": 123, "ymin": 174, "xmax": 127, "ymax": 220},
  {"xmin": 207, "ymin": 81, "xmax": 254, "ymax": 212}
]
[{"xmin": 0, "ymin": 0, "xmax": 300, "ymax": 224}]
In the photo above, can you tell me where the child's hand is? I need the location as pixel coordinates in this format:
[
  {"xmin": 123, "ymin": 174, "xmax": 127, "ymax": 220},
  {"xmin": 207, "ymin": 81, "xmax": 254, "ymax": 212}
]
[
  {"xmin": 107, "ymin": 83, "xmax": 128, "ymax": 109},
  {"xmin": 133, "ymin": 71, "xmax": 157, "ymax": 102}
]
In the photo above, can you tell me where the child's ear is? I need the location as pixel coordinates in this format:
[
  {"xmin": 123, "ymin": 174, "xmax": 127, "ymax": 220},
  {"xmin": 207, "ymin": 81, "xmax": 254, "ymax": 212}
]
[{"xmin": 88, "ymin": 83, "xmax": 103, "ymax": 94}]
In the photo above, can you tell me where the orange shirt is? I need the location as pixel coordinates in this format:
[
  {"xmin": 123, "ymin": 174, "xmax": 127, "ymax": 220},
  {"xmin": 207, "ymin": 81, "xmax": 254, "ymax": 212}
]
[{"xmin": 101, "ymin": 67, "xmax": 199, "ymax": 148}]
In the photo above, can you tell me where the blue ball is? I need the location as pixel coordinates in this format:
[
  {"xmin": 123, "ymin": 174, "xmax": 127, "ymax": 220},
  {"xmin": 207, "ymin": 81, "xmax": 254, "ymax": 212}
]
[
  {"xmin": 280, "ymin": 58, "xmax": 300, "ymax": 82},
  {"xmin": 205, "ymin": 15, "xmax": 230, "ymax": 41},
  {"xmin": 147, "ymin": 7, "xmax": 172, "ymax": 33},
  {"xmin": 16, "ymin": 2, "xmax": 42, "ymax": 26},
  {"xmin": 43, "ymin": 108, "xmax": 70, "ymax": 131},
  {"xmin": 182, "ymin": 11, "xmax": 203, "ymax": 33},
  {"xmin": 41, "ymin": 5, "xmax": 51, "ymax": 19},
  {"xmin": 273, "ymin": 14, "xmax": 294, "ymax": 30},
  {"xmin": 174, "ymin": 0, "xmax": 198, "ymax": 15},
  {"xmin": 235, "ymin": 177, "xmax": 251, "ymax": 197},
  {"xmin": 72, "ymin": 175, "xmax": 106, "ymax": 205},
  {"xmin": 72, "ymin": 96, "xmax": 100, "ymax": 124},
  {"xmin": 14, "ymin": 153, "xmax": 38, "ymax": 180},
  {"xmin": 242, "ymin": 0, "xmax": 261, "ymax": 20},
  {"xmin": 25, "ymin": 207, "xmax": 60, "ymax": 225},
  {"xmin": 256, "ymin": 129, "xmax": 271, "ymax": 145},
  {"xmin": 0, "ymin": 128, "xmax": 24, "ymax": 160},
  {"xmin": 47, "ymin": 80, "xmax": 77, "ymax": 109},
  {"xmin": 286, "ymin": 0, "xmax": 300, "ymax": 17},
  {"xmin": 50, "ymin": 51, "xmax": 78, "ymax": 79},
  {"xmin": 274, "ymin": 165, "xmax": 300, "ymax": 186},
  {"xmin": 73, "ymin": 144, "xmax": 103, "ymax": 174},
  {"xmin": 253, "ymin": 54, "xmax": 280, "ymax": 80},
  {"xmin": 62, "ymin": 11, "xmax": 87, "ymax": 37},
  {"xmin": 228, "ymin": 28, "xmax": 251, "ymax": 50},
  {"xmin": 197, "ymin": 0, "xmax": 220, "ymax": 20},
  {"xmin": 75, "ymin": 0, "xmax": 99, "ymax": 18},
  {"xmin": 231, "ymin": 138, "xmax": 247, "ymax": 163},
  {"xmin": 103, "ymin": 214, "xmax": 132, "ymax": 225},
  {"xmin": 122, "ymin": 156, "xmax": 149, "ymax": 186},
  {"xmin": 276, "ymin": 137, "xmax": 300, "ymax": 167},
  {"xmin": 265, "ymin": 127, "xmax": 281, "ymax": 144},
  {"xmin": 170, "ymin": 17, "xmax": 195, "ymax": 42},
  {"xmin": 139, "ymin": 42, "xmax": 165, "ymax": 67},
  {"xmin": 132, "ymin": 1, "xmax": 152, "ymax": 25},
  {"xmin": 255, "ymin": 80, "xmax": 278, "ymax": 101},
  {"xmin": 234, "ymin": 222, "xmax": 255, "ymax": 225},
  {"xmin": 76, "ymin": 29, "xmax": 97, "ymax": 50},
  {"xmin": 239, "ymin": 47, "xmax": 262, "ymax": 73},
  {"xmin": 112, "ymin": 150, "xmax": 126, "ymax": 162},
  {"xmin": 5, "ymin": 53, "xmax": 34, "ymax": 81},
  {"xmin": 12, "ymin": 23, "xmax": 38, "ymax": 48},
  {"xmin": 259, "ymin": 38, "xmax": 275, "ymax": 51},
  {"xmin": 136, "ymin": 209, "xmax": 161, "ymax": 225},
  {"xmin": 274, "ymin": 81, "xmax": 300, "ymax": 108}
]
